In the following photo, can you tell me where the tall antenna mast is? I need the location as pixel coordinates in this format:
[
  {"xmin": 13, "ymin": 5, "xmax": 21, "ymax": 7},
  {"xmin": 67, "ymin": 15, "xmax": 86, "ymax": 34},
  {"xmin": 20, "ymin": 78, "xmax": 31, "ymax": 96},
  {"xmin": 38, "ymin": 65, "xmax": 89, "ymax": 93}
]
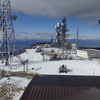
[
  {"xmin": 61, "ymin": 16, "xmax": 67, "ymax": 53},
  {"xmin": 76, "ymin": 24, "xmax": 79, "ymax": 49},
  {"xmin": 0, "ymin": 0, "xmax": 17, "ymax": 66},
  {"xmin": 55, "ymin": 23, "xmax": 61, "ymax": 48},
  {"xmin": 55, "ymin": 16, "xmax": 69, "ymax": 58}
]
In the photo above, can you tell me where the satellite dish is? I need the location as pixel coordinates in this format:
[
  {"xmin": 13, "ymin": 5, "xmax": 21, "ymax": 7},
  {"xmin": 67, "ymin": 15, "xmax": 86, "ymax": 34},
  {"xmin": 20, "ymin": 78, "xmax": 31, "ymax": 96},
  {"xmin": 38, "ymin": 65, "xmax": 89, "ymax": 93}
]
[
  {"xmin": 55, "ymin": 33, "xmax": 58, "ymax": 35},
  {"xmin": 99, "ymin": 19, "xmax": 100, "ymax": 25},
  {"xmin": 55, "ymin": 25, "xmax": 57, "ymax": 29},
  {"xmin": 13, "ymin": 15, "xmax": 17, "ymax": 21},
  {"xmin": 57, "ymin": 22, "xmax": 60, "ymax": 28},
  {"xmin": 61, "ymin": 23, "xmax": 64, "ymax": 26}
]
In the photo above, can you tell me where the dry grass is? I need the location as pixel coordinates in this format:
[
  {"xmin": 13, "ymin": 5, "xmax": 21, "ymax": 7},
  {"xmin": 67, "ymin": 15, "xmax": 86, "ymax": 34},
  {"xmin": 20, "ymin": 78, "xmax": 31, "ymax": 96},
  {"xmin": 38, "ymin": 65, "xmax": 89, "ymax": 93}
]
[
  {"xmin": 0, "ymin": 71, "xmax": 36, "ymax": 100},
  {"xmin": 41, "ymin": 52, "xmax": 56, "ymax": 57},
  {"xmin": 9, "ymin": 71, "xmax": 36, "ymax": 79},
  {"xmin": 0, "ymin": 82, "xmax": 24, "ymax": 100}
]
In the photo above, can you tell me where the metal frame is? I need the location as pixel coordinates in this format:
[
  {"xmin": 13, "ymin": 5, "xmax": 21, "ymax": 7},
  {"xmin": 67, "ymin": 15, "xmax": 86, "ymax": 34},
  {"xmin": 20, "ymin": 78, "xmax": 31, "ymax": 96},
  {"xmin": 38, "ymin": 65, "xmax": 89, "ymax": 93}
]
[{"xmin": 0, "ymin": 0, "xmax": 20, "ymax": 66}]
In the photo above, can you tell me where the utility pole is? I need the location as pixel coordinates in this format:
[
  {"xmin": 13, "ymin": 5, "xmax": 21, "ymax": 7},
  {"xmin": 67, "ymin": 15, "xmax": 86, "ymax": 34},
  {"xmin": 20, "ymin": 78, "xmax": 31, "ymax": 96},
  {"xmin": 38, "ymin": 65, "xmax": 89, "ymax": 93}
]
[
  {"xmin": 76, "ymin": 24, "xmax": 79, "ymax": 49},
  {"xmin": 61, "ymin": 16, "xmax": 66, "ymax": 53}
]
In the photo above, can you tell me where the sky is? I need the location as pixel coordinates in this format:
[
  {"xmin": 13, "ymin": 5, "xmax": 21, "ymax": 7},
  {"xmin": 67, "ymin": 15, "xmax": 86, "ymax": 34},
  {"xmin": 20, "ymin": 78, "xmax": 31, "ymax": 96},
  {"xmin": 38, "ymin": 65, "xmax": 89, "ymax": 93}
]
[{"xmin": 6, "ymin": 0, "xmax": 100, "ymax": 40}]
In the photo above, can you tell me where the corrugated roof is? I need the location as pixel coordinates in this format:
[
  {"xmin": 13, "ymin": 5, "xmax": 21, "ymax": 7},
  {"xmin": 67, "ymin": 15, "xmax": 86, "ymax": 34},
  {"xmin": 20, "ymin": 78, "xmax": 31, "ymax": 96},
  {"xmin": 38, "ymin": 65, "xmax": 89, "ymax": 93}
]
[{"xmin": 20, "ymin": 75, "xmax": 100, "ymax": 100}]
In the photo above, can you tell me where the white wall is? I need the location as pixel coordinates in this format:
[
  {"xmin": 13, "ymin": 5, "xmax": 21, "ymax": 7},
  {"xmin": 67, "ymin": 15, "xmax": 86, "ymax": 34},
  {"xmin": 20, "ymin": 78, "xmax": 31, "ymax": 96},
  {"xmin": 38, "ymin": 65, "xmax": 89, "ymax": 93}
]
[
  {"xmin": 77, "ymin": 50, "xmax": 88, "ymax": 58},
  {"xmin": 77, "ymin": 49, "xmax": 100, "ymax": 59},
  {"xmin": 72, "ymin": 44, "xmax": 76, "ymax": 50}
]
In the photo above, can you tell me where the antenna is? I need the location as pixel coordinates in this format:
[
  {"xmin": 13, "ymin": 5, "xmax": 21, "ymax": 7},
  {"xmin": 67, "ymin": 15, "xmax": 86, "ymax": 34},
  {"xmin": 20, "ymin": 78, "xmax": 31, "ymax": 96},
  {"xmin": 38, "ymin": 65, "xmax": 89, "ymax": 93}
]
[
  {"xmin": 99, "ymin": 19, "xmax": 100, "ymax": 25},
  {"xmin": 76, "ymin": 24, "xmax": 79, "ymax": 49},
  {"xmin": 0, "ymin": 0, "xmax": 21, "ymax": 66},
  {"xmin": 56, "ymin": 9, "xmax": 58, "ymax": 23},
  {"xmin": 55, "ymin": 16, "xmax": 69, "ymax": 58},
  {"xmin": 61, "ymin": 16, "xmax": 67, "ymax": 54},
  {"xmin": 51, "ymin": 36, "xmax": 53, "ymax": 44},
  {"xmin": 55, "ymin": 23, "xmax": 61, "ymax": 47}
]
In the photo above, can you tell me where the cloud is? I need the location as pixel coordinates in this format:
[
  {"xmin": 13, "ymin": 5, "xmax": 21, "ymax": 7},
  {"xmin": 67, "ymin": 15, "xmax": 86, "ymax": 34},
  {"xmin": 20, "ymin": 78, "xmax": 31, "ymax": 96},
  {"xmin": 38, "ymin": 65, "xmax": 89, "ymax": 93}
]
[
  {"xmin": 14, "ymin": 31, "xmax": 100, "ymax": 41},
  {"xmin": 89, "ymin": 23, "xmax": 99, "ymax": 27},
  {"xmin": 0, "ymin": 29, "xmax": 100, "ymax": 41},
  {"xmin": 0, "ymin": 30, "xmax": 55, "ymax": 41},
  {"xmin": 15, "ymin": 31, "xmax": 55, "ymax": 40},
  {"xmin": 10, "ymin": 0, "xmax": 100, "ymax": 21},
  {"xmin": 68, "ymin": 34, "xmax": 100, "ymax": 40},
  {"xmin": 14, "ymin": 30, "xmax": 29, "ymax": 34}
]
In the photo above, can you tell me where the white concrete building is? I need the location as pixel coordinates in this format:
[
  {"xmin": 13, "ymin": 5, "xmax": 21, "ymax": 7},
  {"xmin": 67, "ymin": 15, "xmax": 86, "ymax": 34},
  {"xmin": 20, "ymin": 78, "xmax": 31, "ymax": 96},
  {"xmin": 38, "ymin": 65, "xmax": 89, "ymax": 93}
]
[
  {"xmin": 77, "ymin": 49, "xmax": 100, "ymax": 59},
  {"xmin": 66, "ymin": 43, "xmax": 76, "ymax": 50},
  {"xmin": 71, "ymin": 44, "xmax": 76, "ymax": 50}
]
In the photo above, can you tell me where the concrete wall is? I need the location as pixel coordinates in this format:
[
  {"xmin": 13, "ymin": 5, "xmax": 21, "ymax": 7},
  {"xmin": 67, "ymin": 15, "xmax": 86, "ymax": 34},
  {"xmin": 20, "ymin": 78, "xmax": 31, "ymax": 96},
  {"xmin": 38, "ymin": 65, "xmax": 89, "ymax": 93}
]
[
  {"xmin": 77, "ymin": 50, "xmax": 88, "ymax": 58},
  {"xmin": 72, "ymin": 44, "xmax": 76, "ymax": 50},
  {"xmin": 77, "ymin": 49, "xmax": 100, "ymax": 59}
]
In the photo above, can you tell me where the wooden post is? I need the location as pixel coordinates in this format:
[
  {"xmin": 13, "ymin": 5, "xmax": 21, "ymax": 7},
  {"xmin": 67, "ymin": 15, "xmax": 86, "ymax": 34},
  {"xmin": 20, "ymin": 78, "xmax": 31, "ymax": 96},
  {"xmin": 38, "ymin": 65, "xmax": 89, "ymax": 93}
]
[
  {"xmin": 22, "ymin": 60, "xmax": 28, "ymax": 72},
  {"xmin": 26, "ymin": 60, "xmax": 28, "ymax": 70},
  {"xmin": 26, "ymin": 64, "xmax": 27, "ymax": 70},
  {"xmin": 23, "ymin": 64, "xmax": 25, "ymax": 72}
]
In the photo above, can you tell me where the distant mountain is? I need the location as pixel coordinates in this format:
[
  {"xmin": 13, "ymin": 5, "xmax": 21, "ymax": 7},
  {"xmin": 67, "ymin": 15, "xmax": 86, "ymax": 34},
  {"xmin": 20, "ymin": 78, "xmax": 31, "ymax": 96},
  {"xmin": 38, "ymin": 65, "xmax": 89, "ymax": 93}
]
[
  {"xmin": 15, "ymin": 39, "xmax": 51, "ymax": 50},
  {"xmin": 9, "ymin": 39, "xmax": 100, "ymax": 50},
  {"xmin": 69, "ymin": 39, "xmax": 100, "ymax": 47}
]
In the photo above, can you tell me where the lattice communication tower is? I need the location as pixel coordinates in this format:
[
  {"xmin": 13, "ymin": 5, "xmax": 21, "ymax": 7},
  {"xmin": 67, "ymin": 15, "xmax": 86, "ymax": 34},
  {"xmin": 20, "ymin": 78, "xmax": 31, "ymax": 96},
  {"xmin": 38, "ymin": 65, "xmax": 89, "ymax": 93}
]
[
  {"xmin": 55, "ymin": 16, "xmax": 69, "ymax": 51},
  {"xmin": 0, "ymin": 0, "xmax": 17, "ymax": 66}
]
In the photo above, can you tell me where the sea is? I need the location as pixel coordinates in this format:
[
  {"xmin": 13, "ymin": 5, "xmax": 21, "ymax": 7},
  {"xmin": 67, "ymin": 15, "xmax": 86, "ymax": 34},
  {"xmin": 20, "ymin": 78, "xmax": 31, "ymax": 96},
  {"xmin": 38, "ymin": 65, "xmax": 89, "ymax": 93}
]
[{"xmin": 16, "ymin": 39, "xmax": 100, "ymax": 50}]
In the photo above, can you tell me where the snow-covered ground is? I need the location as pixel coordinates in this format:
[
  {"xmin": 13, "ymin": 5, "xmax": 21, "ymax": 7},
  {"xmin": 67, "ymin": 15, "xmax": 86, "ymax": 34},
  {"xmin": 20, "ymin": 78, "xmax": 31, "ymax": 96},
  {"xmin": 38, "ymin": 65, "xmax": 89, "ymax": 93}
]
[
  {"xmin": 0, "ymin": 47, "xmax": 100, "ymax": 99},
  {"xmin": 9, "ymin": 48, "xmax": 100, "ymax": 76},
  {"xmin": 0, "ymin": 77, "xmax": 31, "ymax": 100}
]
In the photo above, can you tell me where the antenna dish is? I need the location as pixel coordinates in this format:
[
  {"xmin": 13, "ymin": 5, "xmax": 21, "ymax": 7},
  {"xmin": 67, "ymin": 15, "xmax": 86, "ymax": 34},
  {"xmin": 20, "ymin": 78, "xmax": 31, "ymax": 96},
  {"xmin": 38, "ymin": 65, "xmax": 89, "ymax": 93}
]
[
  {"xmin": 13, "ymin": 15, "xmax": 17, "ymax": 21},
  {"xmin": 61, "ymin": 23, "xmax": 64, "ymax": 26},
  {"xmin": 56, "ymin": 33, "xmax": 58, "ymax": 35},
  {"xmin": 57, "ymin": 22, "xmax": 60, "ymax": 28},
  {"xmin": 99, "ymin": 19, "xmax": 100, "ymax": 25},
  {"xmin": 55, "ymin": 25, "xmax": 57, "ymax": 29}
]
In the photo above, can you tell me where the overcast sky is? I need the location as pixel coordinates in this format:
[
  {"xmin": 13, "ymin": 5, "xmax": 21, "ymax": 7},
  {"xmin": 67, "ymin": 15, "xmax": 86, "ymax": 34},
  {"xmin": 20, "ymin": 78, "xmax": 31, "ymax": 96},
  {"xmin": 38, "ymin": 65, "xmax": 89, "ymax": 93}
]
[
  {"xmin": 11, "ymin": 0, "xmax": 100, "ymax": 20},
  {"xmin": 8, "ymin": 0, "xmax": 100, "ymax": 40}
]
